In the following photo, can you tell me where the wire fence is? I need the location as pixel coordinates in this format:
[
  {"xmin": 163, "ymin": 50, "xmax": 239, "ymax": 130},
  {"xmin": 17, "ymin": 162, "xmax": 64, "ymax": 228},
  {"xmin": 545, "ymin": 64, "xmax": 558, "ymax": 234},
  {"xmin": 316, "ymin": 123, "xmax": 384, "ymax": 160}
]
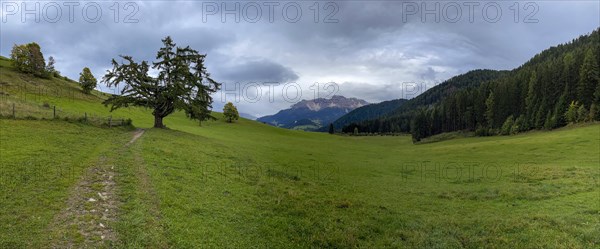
[{"xmin": 0, "ymin": 100, "xmax": 132, "ymax": 128}]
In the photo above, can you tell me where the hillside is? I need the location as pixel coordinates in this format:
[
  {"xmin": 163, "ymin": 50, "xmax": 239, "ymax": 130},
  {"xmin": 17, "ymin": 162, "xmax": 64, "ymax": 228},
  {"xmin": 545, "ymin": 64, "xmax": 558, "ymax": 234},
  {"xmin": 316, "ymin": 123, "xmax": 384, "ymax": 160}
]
[
  {"xmin": 345, "ymin": 28, "xmax": 600, "ymax": 140},
  {"xmin": 257, "ymin": 95, "xmax": 368, "ymax": 130},
  {"xmin": 324, "ymin": 98, "xmax": 409, "ymax": 132},
  {"xmin": 334, "ymin": 69, "xmax": 508, "ymax": 133},
  {"xmin": 2, "ymin": 53, "xmax": 600, "ymax": 248}
]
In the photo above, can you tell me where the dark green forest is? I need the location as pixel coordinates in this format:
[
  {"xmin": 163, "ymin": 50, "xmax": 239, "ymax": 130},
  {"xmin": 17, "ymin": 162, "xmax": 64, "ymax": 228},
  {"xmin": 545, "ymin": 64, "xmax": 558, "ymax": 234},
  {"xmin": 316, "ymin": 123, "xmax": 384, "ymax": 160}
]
[
  {"xmin": 326, "ymin": 98, "xmax": 408, "ymax": 131},
  {"xmin": 343, "ymin": 28, "xmax": 600, "ymax": 142}
]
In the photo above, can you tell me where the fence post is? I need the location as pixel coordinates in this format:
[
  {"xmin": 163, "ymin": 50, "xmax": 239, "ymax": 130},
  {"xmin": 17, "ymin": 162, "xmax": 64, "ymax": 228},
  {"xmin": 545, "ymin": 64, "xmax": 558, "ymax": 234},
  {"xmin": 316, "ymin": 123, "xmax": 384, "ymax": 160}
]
[
  {"xmin": 84, "ymin": 112, "xmax": 87, "ymax": 122},
  {"xmin": 12, "ymin": 103, "xmax": 15, "ymax": 119},
  {"xmin": 109, "ymin": 116, "xmax": 112, "ymax": 128},
  {"xmin": 53, "ymin": 106, "xmax": 56, "ymax": 119}
]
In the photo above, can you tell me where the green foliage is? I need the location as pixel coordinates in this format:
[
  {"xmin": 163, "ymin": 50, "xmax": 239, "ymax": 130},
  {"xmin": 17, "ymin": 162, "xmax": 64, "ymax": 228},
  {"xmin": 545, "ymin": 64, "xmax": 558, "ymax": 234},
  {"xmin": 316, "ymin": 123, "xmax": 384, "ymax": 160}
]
[
  {"xmin": 78, "ymin": 67, "xmax": 97, "ymax": 94},
  {"xmin": 485, "ymin": 91, "xmax": 495, "ymax": 128},
  {"xmin": 589, "ymin": 103, "xmax": 598, "ymax": 121},
  {"xmin": 500, "ymin": 115, "xmax": 514, "ymax": 135},
  {"xmin": 554, "ymin": 91, "xmax": 569, "ymax": 127},
  {"xmin": 332, "ymin": 99, "xmax": 408, "ymax": 131},
  {"xmin": 343, "ymin": 28, "xmax": 600, "ymax": 139},
  {"xmin": 577, "ymin": 48, "xmax": 599, "ymax": 107},
  {"xmin": 46, "ymin": 56, "xmax": 57, "ymax": 77},
  {"xmin": 565, "ymin": 101, "xmax": 579, "ymax": 124},
  {"xmin": 577, "ymin": 104, "xmax": 588, "ymax": 122},
  {"xmin": 1, "ymin": 100, "xmax": 600, "ymax": 248},
  {"xmin": 10, "ymin": 42, "xmax": 51, "ymax": 78},
  {"xmin": 223, "ymin": 102, "xmax": 239, "ymax": 123},
  {"xmin": 511, "ymin": 115, "xmax": 525, "ymax": 134},
  {"xmin": 594, "ymin": 82, "xmax": 600, "ymax": 120},
  {"xmin": 543, "ymin": 111, "xmax": 556, "ymax": 130},
  {"xmin": 410, "ymin": 109, "xmax": 428, "ymax": 142},
  {"xmin": 102, "ymin": 36, "xmax": 221, "ymax": 128}
]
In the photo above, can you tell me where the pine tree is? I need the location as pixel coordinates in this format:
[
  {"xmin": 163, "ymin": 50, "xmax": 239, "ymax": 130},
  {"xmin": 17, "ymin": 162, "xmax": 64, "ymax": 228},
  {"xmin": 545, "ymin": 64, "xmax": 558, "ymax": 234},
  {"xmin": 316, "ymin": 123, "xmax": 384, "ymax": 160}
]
[
  {"xmin": 328, "ymin": 123, "xmax": 334, "ymax": 134},
  {"xmin": 593, "ymin": 83, "xmax": 600, "ymax": 120},
  {"xmin": 543, "ymin": 111, "xmax": 555, "ymax": 130},
  {"xmin": 589, "ymin": 103, "xmax": 598, "ymax": 121},
  {"xmin": 525, "ymin": 72, "xmax": 538, "ymax": 127},
  {"xmin": 410, "ymin": 109, "xmax": 428, "ymax": 143},
  {"xmin": 554, "ymin": 87, "xmax": 569, "ymax": 127},
  {"xmin": 485, "ymin": 91, "xmax": 495, "ymax": 128},
  {"xmin": 577, "ymin": 48, "xmax": 599, "ymax": 107},
  {"xmin": 500, "ymin": 115, "xmax": 514, "ymax": 135},
  {"xmin": 577, "ymin": 104, "xmax": 588, "ymax": 122},
  {"xmin": 511, "ymin": 115, "xmax": 525, "ymax": 134}
]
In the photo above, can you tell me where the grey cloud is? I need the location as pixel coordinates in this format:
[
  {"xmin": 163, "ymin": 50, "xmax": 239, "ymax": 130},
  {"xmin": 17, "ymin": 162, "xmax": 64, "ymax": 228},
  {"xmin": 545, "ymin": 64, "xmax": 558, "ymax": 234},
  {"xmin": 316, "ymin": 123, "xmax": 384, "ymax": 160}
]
[
  {"xmin": 1, "ymin": 1, "xmax": 598, "ymax": 117},
  {"xmin": 212, "ymin": 57, "xmax": 299, "ymax": 83}
]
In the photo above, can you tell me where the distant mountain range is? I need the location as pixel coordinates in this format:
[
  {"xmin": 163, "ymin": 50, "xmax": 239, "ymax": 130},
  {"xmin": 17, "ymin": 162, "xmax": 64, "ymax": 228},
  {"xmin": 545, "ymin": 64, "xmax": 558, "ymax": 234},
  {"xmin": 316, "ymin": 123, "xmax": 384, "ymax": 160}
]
[
  {"xmin": 322, "ymin": 98, "xmax": 409, "ymax": 132},
  {"xmin": 257, "ymin": 95, "xmax": 368, "ymax": 130},
  {"xmin": 240, "ymin": 113, "xmax": 257, "ymax": 120}
]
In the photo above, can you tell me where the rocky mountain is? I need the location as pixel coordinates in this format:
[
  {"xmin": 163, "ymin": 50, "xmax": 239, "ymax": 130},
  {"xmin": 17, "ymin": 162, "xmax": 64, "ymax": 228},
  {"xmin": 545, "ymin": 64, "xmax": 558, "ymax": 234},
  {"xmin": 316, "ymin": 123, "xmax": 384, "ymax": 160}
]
[{"xmin": 257, "ymin": 95, "xmax": 369, "ymax": 131}]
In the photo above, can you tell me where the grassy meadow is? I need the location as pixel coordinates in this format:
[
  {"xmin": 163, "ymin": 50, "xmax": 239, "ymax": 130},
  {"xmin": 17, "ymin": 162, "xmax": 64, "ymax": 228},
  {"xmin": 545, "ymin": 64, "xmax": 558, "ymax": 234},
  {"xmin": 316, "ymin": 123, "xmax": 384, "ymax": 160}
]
[{"xmin": 0, "ymin": 58, "xmax": 599, "ymax": 248}]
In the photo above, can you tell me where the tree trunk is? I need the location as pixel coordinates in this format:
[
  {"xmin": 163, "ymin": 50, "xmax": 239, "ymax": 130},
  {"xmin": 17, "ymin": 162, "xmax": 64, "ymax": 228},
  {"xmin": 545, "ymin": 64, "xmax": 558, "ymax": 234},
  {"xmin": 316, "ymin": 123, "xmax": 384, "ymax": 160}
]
[{"xmin": 154, "ymin": 114, "xmax": 165, "ymax": 128}]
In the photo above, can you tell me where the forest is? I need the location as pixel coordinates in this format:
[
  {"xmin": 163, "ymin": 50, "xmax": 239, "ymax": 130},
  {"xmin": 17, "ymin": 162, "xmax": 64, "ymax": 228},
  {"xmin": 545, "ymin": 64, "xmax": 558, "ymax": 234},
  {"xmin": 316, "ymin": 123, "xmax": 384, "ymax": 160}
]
[{"xmin": 343, "ymin": 29, "xmax": 600, "ymax": 142}]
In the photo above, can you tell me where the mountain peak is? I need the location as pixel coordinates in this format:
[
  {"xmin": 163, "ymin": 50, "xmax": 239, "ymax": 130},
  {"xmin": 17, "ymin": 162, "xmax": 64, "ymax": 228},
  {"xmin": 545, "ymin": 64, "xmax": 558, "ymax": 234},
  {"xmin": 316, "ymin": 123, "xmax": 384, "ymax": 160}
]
[
  {"xmin": 257, "ymin": 95, "xmax": 369, "ymax": 130},
  {"xmin": 291, "ymin": 95, "xmax": 368, "ymax": 111}
]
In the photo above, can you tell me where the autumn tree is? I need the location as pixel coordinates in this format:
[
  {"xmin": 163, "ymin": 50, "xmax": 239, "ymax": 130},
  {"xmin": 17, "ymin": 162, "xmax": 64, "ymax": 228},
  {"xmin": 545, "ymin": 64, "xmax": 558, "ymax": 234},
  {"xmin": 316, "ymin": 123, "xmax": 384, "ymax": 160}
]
[
  {"xmin": 223, "ymin": 102, "xmax": 239, "ymax": 123},
  {"xmin": 102, "ymin": 36, "xmax": 220, "ymax": 128},
  {"xmin": 79, "ymin": 67, "xmax": 97, "ymax": 94}
]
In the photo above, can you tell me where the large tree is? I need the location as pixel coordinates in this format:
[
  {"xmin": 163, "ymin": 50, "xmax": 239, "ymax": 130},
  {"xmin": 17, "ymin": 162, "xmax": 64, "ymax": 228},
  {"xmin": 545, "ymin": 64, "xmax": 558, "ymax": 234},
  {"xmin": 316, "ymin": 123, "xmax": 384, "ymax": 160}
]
[{"xmin": 102, "ymin": 37, "xmax": 220, "ymax": 128}]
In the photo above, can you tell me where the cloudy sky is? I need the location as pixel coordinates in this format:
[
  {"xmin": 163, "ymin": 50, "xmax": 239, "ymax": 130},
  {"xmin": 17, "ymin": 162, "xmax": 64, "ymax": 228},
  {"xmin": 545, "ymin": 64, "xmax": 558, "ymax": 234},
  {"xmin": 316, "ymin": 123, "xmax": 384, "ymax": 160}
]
[{"xmin": 1, "ymin": 1, "xmax": 598, "ymax": 117}]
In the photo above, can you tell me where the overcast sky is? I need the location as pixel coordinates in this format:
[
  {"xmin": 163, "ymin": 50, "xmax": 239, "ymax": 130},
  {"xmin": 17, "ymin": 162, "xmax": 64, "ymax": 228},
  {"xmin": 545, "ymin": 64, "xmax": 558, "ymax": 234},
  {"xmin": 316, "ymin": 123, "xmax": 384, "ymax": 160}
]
[{"xmin": 1, "ymin": 1, "xmax": 598, "ymax": 117}]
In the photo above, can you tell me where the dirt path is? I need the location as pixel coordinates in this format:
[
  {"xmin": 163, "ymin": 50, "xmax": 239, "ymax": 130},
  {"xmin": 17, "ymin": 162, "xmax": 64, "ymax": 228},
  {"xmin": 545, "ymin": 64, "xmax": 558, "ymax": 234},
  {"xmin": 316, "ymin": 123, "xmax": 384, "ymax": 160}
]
[
  {"xmin": 48, "ymin": 129, "xmax": 144, "ymax": 248},
  {"xmin": 126, "ymin": 129, "xmax": 145, "ymax": 146}
]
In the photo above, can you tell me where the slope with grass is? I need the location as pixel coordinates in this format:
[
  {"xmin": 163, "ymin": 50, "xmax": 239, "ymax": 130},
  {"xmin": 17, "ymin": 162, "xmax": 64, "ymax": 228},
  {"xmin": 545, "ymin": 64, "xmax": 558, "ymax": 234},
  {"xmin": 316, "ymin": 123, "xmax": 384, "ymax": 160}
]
[
  {"xmin": 2, "ymin": 118, "xmax": 598, "ymax": 247},
  {"xmin": 1, "ymin": 56, "xmax": 599, "ymax": 247}
]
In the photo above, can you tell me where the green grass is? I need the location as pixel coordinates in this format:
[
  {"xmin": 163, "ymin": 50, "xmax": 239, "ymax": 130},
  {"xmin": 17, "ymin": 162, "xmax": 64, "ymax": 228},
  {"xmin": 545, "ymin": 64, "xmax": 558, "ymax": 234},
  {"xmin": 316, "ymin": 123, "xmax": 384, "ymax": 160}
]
[
  {"xmin": 1, "ymin": 58, "xmax": 599, "ymax": 247},
  {"xmin": 0, "ymin": 120, "xmax": 132, "ymax": 248}
]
